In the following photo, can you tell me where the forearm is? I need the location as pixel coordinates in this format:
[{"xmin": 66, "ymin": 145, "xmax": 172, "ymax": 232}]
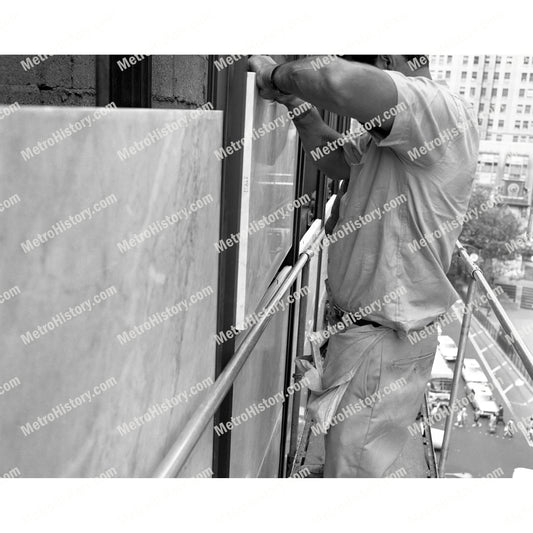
[
  {"xmin": 271, "ymin": 57, "xmax": 348, "ymax": 112},
  {"xmin": 291, "ymin": 106, "xmax": 349, "ymax": 180},
  {"xmin": 271, "ymin": 56, "xmax": 396, "ymax": 128}
]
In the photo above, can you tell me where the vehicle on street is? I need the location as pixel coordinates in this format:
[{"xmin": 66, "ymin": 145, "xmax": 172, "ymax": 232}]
[
  {"xmin": 465, "ymin": 382, "xmax": 499, "ymax": 416},
  {"xmin": 428, "ymin": 350, "xmax": 453, "ymax": 406},
  {"xmin": 462, "ymin": 358, "xmax": 489, "ymax": 384},
  {"xmin": 444, "ymin": 472, "xmax": 473, "ymax": 478},
  {"xmin": 437, "ymin": 335, "xmax": 458, "ymax": 362},
  {"xmin": 430, "ymin": 427, "xmax": 443, "ymax": 451}
]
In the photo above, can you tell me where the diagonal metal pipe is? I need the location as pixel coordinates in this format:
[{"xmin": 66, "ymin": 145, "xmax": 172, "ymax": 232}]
[
  {"xmin": 456, "ymin": 241, "xmax": 533, "ymax": 377},
  {"xmin": 438, "ymin": 276, "xmax": 475, "ymax": 477},
  {"xmin": 153, "ymin": 229, "xmax": 325, "ymax": 478}
]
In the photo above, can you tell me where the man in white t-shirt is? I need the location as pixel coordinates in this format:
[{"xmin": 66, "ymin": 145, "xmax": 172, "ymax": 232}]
[{"xmin": 249, "ymin": 55, "xmax": 479, "ymax": 477}]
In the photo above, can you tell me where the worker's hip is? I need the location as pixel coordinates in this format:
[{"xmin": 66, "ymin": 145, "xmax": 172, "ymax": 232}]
[
  {"xmin": 322, "ymin": 326, "xmax": 438, "ymax": 477},
  {"xmin": 321, "ymin": 313, "xmax": 438, "ymax": 393}
]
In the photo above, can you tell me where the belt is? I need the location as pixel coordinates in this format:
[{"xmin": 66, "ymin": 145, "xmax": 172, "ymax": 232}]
[
  {"xmin": 331, "ymin": 301, "xmax": 435, "ymax": 331},
  {"xmin": 330, "ymin": 302, "xmax": 382, "ymax": 329}
]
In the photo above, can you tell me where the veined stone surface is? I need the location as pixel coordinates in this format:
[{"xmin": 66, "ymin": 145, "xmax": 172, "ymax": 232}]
[{"xmin": 0, "ymin": 106, "xmax": 222, "ymax": 477}]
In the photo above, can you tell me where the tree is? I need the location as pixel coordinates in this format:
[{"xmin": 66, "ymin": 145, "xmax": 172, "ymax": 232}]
[{"xmin": 459, "ymin": 184, "xmax": 525, "ymax": 283}]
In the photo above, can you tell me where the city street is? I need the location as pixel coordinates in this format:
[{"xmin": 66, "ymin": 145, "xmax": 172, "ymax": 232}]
[{"xmin": 433, "ymin": 301, "xmax": 533, "ymax": 477}]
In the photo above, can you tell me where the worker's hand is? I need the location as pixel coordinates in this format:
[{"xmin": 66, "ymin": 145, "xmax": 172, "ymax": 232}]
[
  {"xmin": 273, "ymin": 93, "xmax": 308, "ymax": 112},
  {"xmin": 248, "ymin": 55, "xmax": 281, "ymax": 102},
  {"xmin": 248, "ymin": 55, "xmax": 308, "ymax": 113}
]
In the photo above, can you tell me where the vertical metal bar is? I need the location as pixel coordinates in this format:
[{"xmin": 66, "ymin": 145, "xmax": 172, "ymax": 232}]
[
  {"xmin": 421, "ymin": 394, "xmax": 438, "ymax": 478},
  {"xmin": 95, "ymin": 56, "xmax": 110, "ymax": 106},
  {"xmin": 142, "ymin": 56, "xmax": 152, "ymax": 108},
  {"xmin": 278, "ymin": 133, "xmax": 306, "ymax": 478},
  {"xmin": 438, "ymin": 276, "xmax": 476, "ymax": 477},
  {"xmin": 209, "ymin": 57, "xmax": 247, "ymax": 478},
  {"xmin": 314, "ymin": 110, "xmax": 328, "ymax": 223},
  {"xmin": 286, "ymin": 260, "xmax": 311, "ymax": 473}
]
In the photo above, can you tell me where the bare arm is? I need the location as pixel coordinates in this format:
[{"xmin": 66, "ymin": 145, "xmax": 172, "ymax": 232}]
[
  {"xmin": 249, "ymin": 55, "xmax": 398, "ymax": 137},
  {"xmin": 281, "ymin": 95, "xmax": 349, "ymax": 180}
]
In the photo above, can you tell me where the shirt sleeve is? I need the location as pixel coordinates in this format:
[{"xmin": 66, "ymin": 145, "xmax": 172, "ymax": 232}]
[
  {"xmin": 342, "ymin": 128, "xmax": 372, "ymax": 166},
  {"xmin": 372, "ymin": 70, "xmax": 475, "ymax": 167}
]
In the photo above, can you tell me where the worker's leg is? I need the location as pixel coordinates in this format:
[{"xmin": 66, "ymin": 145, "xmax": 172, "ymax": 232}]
[{"xmin": 323, "ymin": 326, "xmax": 437, "ymax": 477}]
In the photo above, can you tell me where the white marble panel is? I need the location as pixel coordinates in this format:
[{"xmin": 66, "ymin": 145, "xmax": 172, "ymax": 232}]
[{"xmin": 0, "ymin": 106, "xmax": 222, "ymax": 477}]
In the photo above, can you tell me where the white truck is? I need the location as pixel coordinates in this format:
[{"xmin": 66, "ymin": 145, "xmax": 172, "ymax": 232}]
[{"xmin": 427, "ymin": 349, "xmax": 453, "ymax": 408}]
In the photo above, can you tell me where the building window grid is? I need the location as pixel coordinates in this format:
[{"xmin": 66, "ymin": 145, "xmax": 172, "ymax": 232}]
[
  {"xmin": 476, "ymin": 153, "xmax": 499, "ymax": 186},
  {"xmin": 460, "ymin": 55, "xmax": 533, "ymax": 141},
  {"xmin": 504, "ymin": 154, "xmax": 528, "ymax": 181}
]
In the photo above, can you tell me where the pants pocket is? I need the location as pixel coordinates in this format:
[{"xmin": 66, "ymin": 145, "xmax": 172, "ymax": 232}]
[
  {"xmin": 389, "ymin": 351, "xmax": 436, "ymax": 391},
  {"xmin": 352, "ymin": 338, "xmax": 384, "ymax": 401},
  {"xmin": 390, "ymin": 351, "xmax": 436, "ymax": 369},
  {"xmin": 385, "ymin": 351, "xmax": 436, "ymax": 420}
]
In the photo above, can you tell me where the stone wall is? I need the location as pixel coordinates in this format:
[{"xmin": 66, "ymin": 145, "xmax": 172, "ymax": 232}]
[
  {"xmin": 0, "ymin": 55, "xmax": 209, "ymax": 108},
  {"xmin": 0, "ymin": 55, "xmax": 96, "ymax": 106}
]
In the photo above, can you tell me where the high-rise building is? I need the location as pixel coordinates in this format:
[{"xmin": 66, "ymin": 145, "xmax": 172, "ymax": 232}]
[
  {"xmin": 430, "ymin": 55, "xmax": 533, "ymax": 143},
  {"xmin": 476, "ymin": 139, "xmax": 533, "ymax": 234},
  {"xmin": 430, "ymin": 55, "xmax": 533, "ymax": 234}
]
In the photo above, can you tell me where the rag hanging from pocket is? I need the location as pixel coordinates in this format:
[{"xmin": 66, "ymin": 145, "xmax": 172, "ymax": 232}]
[{"xmin": 300, "ymin": 325, "xmax": 388, "ymax": 434}]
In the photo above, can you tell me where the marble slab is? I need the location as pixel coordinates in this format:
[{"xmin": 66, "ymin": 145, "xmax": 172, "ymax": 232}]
[
  {"xmin": 236, "ymin": 73, "xmax": 298, "ymax": 327},
  {"xmin": 0, "ymin": 106, "xmax": 222, "ymax": 477}
]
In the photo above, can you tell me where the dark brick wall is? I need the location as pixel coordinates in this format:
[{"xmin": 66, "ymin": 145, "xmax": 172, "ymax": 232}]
[
  {"xmin": 0, "ymin": 55, "xmax": 96, "ymax": 106},
  {"xmin": 0, "ymin": 55, "xmax": 209, "ymax": 109},
  {"xmin": 151, "ymin": 55, "xmax": 209, "ymax": 108}
]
